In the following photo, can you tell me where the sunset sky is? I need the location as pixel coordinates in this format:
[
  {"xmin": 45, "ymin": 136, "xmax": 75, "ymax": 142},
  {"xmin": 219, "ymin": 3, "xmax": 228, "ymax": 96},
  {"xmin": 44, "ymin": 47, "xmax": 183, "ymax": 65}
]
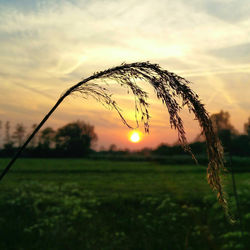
[{"xmin": 0, "ymin": 0, "xmax": 249, "ymax": 150}]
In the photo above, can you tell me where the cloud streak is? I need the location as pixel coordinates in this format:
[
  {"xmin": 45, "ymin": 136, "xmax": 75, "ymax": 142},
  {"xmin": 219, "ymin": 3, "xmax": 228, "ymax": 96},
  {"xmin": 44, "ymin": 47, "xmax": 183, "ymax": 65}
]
[
  {"xmin": 13, "ymin": 82, "xmax": 55, "ymax": 101},
  {"xmin": 0, "ymin": 0, "xmax": 249, "ymax": 147}
]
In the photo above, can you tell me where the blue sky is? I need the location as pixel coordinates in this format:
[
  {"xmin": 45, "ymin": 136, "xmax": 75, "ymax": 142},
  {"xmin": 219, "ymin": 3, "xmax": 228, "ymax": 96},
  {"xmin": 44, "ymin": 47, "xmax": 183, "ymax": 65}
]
[{"xmin": 0, "ymin": 0, "xmax": 249, "ymax": 149}]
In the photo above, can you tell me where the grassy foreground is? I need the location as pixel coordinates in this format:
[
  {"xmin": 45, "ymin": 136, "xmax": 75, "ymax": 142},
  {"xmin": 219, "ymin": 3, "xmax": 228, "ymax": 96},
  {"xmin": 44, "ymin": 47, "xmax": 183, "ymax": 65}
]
[{"xmin": 0, "ymin": 158, "xmax": 249, "ymax": 250}]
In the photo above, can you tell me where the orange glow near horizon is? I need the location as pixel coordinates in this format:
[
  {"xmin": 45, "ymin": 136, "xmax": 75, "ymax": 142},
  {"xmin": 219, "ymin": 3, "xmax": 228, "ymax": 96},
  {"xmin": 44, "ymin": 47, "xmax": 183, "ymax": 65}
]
[
  {"xmin": 0, "ymin": 1, "xmax": 249, "ymax": 151},
  {"xmin": 129, "ymin": 131, "xmax": 142, "ymax": 143}
]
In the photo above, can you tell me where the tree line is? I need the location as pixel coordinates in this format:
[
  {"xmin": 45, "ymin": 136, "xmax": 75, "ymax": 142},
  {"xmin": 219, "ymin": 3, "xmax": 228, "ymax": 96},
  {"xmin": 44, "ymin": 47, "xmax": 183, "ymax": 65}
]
[
  {"xmin": 0, "ymin": 110, "xmax": 249, "ymax": 158},
  {"xmin": 152, "ymin": 111, "xmax": 250, "ymax": 157},
  {"xmin": 0, "ymin": 121, "xmax": 97, "ymax": 157},
  {"xmin": 101, "ymin": 110, "xmax": 250, "ymax": 158}
]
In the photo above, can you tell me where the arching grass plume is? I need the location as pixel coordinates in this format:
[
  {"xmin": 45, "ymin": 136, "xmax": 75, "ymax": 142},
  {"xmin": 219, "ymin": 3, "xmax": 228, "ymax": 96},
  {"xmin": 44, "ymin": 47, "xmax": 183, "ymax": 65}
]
[{"xmin": 0, "ymin": 62, "xmax": 228, "ymax": 217}]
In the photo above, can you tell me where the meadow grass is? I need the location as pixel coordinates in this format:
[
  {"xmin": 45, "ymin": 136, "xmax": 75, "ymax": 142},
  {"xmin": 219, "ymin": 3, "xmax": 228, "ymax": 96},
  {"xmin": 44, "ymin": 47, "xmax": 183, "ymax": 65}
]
[
  {"xmin": 0, "ymin": 158, "xmax": 213, "ymax": 199},
  {"xmin": 0, "ymin": 158, "xmax": 249, "ymax": 250}
]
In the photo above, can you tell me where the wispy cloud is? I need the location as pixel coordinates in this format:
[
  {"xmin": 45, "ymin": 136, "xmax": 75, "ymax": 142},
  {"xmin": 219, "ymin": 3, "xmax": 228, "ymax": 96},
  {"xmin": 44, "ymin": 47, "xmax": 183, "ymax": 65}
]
[
  {"xmin": 12, "ymin": 82, "xmax": 55, "ymax": 100},
  {"xmin": 0, "ymin": 0, "xmax": 249, "ymax": 147}
]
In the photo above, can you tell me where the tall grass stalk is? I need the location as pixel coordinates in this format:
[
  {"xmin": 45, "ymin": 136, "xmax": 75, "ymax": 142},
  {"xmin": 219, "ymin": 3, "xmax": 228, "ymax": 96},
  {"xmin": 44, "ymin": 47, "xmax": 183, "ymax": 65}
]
[{"xmin": 0, "ymin": 62, "xmax": 228, "ymax": 217}]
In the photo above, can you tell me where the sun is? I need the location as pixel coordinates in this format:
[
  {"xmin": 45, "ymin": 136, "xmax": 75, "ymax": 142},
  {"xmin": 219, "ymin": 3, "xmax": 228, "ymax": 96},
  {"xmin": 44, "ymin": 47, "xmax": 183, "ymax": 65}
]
[{"xmin": 129, "ymin": 131, "xmax": 142, "ymax": 143}]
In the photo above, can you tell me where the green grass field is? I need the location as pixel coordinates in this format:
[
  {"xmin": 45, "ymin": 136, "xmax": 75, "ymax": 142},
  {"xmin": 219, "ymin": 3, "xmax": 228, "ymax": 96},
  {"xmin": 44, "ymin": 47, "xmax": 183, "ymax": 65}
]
[{"xmin": 0, "ymin": 158, "xmax": 249, "ymax": 250}]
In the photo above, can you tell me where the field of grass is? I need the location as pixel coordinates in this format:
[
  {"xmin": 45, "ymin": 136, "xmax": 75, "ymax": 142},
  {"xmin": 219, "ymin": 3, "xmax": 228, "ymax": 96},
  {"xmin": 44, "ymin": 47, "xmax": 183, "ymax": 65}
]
[{"xmin": 0, "ymin": 158, "xmax": 249, "ymax": 250}]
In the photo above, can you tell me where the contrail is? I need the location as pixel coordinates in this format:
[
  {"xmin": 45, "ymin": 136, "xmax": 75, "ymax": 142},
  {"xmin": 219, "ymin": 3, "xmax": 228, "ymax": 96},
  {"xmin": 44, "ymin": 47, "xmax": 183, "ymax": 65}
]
[{"xmin": 13, "ymin": 82, "xmax": 55, "ymax": 101}]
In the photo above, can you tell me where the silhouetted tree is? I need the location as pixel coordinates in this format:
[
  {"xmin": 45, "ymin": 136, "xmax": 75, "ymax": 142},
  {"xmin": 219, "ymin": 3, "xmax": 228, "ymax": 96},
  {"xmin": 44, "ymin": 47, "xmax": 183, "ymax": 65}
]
[
  {"xmin": 4, "ymin": 121, "xmax": 11, "ymax": 145},
  {"xmin": 153, "ymin": 144, "xmax": 171, "ymax": 155},
  {"xmin": 139, "ymin": 147, "xmax": 151, "ymax": 157},
  {"xmin": 190, "ymin": 141, "xmax": 206, "ymax": 154},
  {"xmin": 55, "ymin": 121, "xmax": 97, "ymax": 157},
  {"xmin": 109, "ymin": 144, "xmax": 117, "ymax": 152},
  {"xmin": 39, "ymin": 127, "xmax": 55, "ymax": 149},
  {"xmin": 2, "ymin": 121, "xmax": 14, "ymax": 156},
  {"xmin": 210, "ymin": 110, "xmax": 237, "ymax": 151},
  {"xmin": 231, "ymin": 135, "xmax": 250, "ymax": 156},
  {"xmin": 29, "ymin": 123, "xmax": 38, "ymax": 148},
  {"xmin": 244, "ymin": 117, "xmax": 250, "ymax": 137},
  {"xmin": 209, "ymin": 113, "xmax": 250, "ymax": 156},
  {"xmin": 0, "ymin": 120, "xmax": 2, "ymax": 148},
  {"xmin": 210, "ymin": 110, "xmax": 237, "ymax": 134},
  {"xmin": 12, "ymin": 123, "xmax": 26, "ymax": 148},
  {"xmin": 231, "ymin": 117, "xmax": 250, "ymax": 156}
]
